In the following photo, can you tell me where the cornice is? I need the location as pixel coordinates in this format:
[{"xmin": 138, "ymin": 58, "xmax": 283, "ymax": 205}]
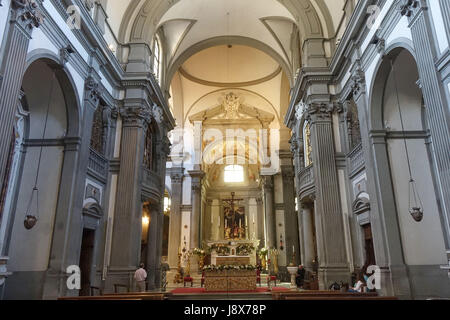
[{"xmin": 179, "ymin": 66, "xmax": 282, "ymax": 88}]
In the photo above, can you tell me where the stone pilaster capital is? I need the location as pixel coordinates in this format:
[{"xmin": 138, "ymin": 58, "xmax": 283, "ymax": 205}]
[
  {"xmin": 399, "ymin": 0, "xmax": 425, "ymax": 20},
  {"xmin": 350, "ymin": 67, "xmax": 366, "ymax": 99},
  {"xmin": 151, "ymin": 102, "xmax": 164, "ymax": 124},
  {"xmin": 157, "ymin": 136, "xmax": 172, "ymax": 156},
  {"xmin": 85, "ymin": 76, "xmax": 102, "ymax": 107},
  {"xmin": 11, "ymin": 0, "xmax": 44, "ymax": 35},
  {"xmin": 120, "ymin": 106, "xmax": 151, "ymax": 126},
  {"xmin": 261, "ymin": 175, "xmax": 274, "ymax": 189},
  {"xmin": 304, "ymin": 102, "xmax": 334, "ymax": 122}
]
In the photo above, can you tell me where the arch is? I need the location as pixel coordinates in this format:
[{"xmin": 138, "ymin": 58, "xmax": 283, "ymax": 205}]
[
  {"xmin": 25, "ymin": 49, "xmax": 82, "ymax": 138},
  {"xmin": 368, "ymin": 40, "xmax": 416, "ymax": 131},
  {"xmin": 166, "ymin": 36, "xmax": 294, "ymax": 90},
  {"xmin": 119, "ymin": 0, "xmax": 332, "ymax": 45}
]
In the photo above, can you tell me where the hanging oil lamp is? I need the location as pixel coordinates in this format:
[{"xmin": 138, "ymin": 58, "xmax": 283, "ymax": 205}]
[
  {"xmin": 23, "ymin": 70, "xmax": 56, "ymax": 229},
  {"xmin": 391, "ymin": 59, "xmax": 424, "ymax": 222}
]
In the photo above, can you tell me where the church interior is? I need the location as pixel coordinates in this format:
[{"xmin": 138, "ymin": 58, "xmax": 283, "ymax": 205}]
[{"xmin": 0, "ymin": 0, "xmax": 449, "ymax": 301}]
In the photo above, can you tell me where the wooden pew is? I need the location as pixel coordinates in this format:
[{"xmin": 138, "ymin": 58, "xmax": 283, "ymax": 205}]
[
  {"xmin": 272, "ymin": 290, "xmax": 397, "ymax": 300},
  {"xmin": 58, "ymin": 292, "xmax": 167, "ymax": 301}
]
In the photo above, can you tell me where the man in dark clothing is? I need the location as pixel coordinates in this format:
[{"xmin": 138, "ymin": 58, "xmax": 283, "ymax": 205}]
[{"xmin": 296, "ymin": 265, "xmax": 306, "ymax": 288}]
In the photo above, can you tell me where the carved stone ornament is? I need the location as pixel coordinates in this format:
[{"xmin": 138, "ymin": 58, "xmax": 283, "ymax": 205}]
[
  {"xmin": 120, "ymin": 107, "xmax": 151, "ymax": 125},
  {"xmin": 12, "ymin": 0, "xmax": 44, "ymax": 32},
  {"xmin": 351, "ymin": 68, "xmax": 366, "ymax": 97},
  {"xmin": 223, "ymin": 92, "xmax": 241, "ymax": 119},
  {"xmin": 400, "ymin": 0, "xmax": 419, "ymax": 17},
  {"xmin": 152, "ymin": 103, "xmax": 164, "ymax": 124},
  {"xmin": 85, "ymin": 77, "xmax": 102, "ymax": 106},
  {"xmin": 305, "ymin": 102, "xmax": 334, "ymax": 121},
  {"xmin": 295, "ymin": 101, "xmax": 307, "ymax": 121}
]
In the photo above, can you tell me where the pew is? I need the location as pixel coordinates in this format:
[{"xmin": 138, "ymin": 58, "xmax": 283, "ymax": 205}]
[
  {"xmin": 58, "ymin": 292, "xmax": 167, "ymax": 301},
  {"xmin": 272, "ymin": 290, "xmax": 397, "ymax": 300}
]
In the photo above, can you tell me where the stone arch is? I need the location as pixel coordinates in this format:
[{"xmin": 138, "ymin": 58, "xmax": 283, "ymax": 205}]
[
  {"xmin": 368, "ymin": 45, "xmax": 448, "ymax": 276},
  {"xmin": 166, "ymin": 36, "xmax": 294, "ymax": 90},
  {"xmin": 119, "ymin": 0, "xmax": 332, "ymax": 45}
]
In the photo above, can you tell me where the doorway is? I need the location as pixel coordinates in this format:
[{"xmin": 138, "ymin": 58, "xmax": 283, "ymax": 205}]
[
  {"xmin": 363, "ymin": 224, "xmax": 376, "ymax": 266},
  {"xmin": 79, "ymin": 228, "xmax": 95, "ymax": 296}
]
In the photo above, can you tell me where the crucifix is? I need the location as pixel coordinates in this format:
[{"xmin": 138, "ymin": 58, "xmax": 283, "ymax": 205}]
[{"xmin": 223, "ymin": 192, "xmax": 244, "ymax": 239}]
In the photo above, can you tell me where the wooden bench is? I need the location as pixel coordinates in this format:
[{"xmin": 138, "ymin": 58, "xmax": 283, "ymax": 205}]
[
  {"xmin": 58, "ymin": 293, "xmax": 166, "ymax": 301},
  {"xmin": 272, "ymin": 291, "xmax": 396, "ymax": 300}
]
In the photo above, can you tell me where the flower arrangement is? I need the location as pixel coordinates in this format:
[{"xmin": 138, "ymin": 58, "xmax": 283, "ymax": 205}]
[
  {"xmin": 258, "ymin": 247, "xmax": 269, "ymax": 257},
  {"xmin": 210, "ymin": 244, "xmax": 231, "ymax": 256},
  {"xmin": 203, "ymin": 264, "xmax": 257, "ymax": 271},
  {"xmin": 236, "ymin": 243, "xmax": 255, "ymax": 256},
  {"xmin": 192, "ymin": 248, "xmax": 205, "ymax": 256}
]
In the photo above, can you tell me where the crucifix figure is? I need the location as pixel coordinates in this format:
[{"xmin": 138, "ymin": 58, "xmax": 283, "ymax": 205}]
[{"xmin": 223, "ymin": 192, "xmax": 245, "ymax": 239}]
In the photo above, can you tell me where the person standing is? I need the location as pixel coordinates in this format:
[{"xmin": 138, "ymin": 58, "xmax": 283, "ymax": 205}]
[
  {"xmin": 134, "ymin": 263, "xmax": 147, "ymax": 292},
  {"xmin": 296, "ymin": 265, "xmax": 305, "ymax": 289}
]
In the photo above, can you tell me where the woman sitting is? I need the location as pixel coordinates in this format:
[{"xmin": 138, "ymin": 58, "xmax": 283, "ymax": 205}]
[{"xmin": 349, "ymin": 273, "xmax": 366, "ymax": 293}]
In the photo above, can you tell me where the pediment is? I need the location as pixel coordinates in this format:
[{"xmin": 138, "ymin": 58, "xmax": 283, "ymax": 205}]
[{"xmin": 189, "ymin": 93, "xmax": 275, "ymax": 126}]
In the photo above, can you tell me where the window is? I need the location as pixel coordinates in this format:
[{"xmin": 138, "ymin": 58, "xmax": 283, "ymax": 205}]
[
  {"xmin": 224, "ymin": 165, "xmax": 244, "ymax": 183},
  {"xmin": 153, "ymin": 38, "xmax": 161, "ymax": 83}
]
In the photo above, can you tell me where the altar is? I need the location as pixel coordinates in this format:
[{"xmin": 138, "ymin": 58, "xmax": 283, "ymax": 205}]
[
  {"xmin": 204, "ymin": 269, "xmax": 257, "ymax": 292},
  {"xmin": 207, "ymin": 240, "xmax": 259, "ymax": 266}
]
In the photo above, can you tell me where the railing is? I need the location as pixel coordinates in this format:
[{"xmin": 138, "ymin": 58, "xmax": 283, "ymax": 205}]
[
  {"xmin": 142, "ymin": 167, "xmax": 162, "ymax": 192},
  {"xmin": 347, "ymin": 143, "xmax": 365, "ymax": 177},
  {"xmin": 88, "ymin": 148, "xmax": 108, "ymax": 179},
  {"xmin": 298, "ymin": 165, "xmax": 314, "ymax": 197}
]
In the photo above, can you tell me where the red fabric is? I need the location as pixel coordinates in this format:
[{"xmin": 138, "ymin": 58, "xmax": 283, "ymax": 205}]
[
  {"xmin": 184, "ymin": 277, "xmax": 193, "ymax": 281},
  {"xmin": 171, "ymin": 287, "xmax": 291, "ymax": 294}
]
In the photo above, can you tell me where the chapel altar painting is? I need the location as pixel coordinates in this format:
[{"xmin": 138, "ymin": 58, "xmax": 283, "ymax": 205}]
[{"xmin": 223, "ymin": 192, "xmax": 246, "ymax": 240}]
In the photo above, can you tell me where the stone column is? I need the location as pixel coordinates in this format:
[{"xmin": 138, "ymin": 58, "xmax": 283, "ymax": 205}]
[
  {"xmin": 167, "ymin": 167, "xmax": 184, "ymax": 269},
  {"xmin": 440, "ymin": 0, "xmax": 450, "ymax": 36},
  {"xmin": 280, "ymin": 153, "xmax": 300, "ymax": 266},
  {"xmin": 146, "ymin": 204, "xmax": 162, "ymax": 290},
  {"xmin": 306, "ymin": 102, "xmax": 350, "ymax": 288},
  {"xmin": 401, "ymin": 0, "xmax": 450, "ymax": 247},
  {"xmin": 302, "ymin": 203, "xmax": 315, "ymax": 271},
  {"xmin": 188, "ymin": 170, "xmax": 204, "ymax": 249},
  {"xmin": 0, "ymin": 1, "xmax": 43, "ymax": 200},
  {"xmin": 261, "ymin": 175, "xmax": 276, "ymax": 249},
  {"xmin": 256, "ymin": 198, "xmax": 265, "ymax": 247},
  {"xmin": 108, "ymin": 106, "xmax": 150, "ymax": 288},
  {"xmin": 248, "ymin": 198, "xmax": 258, "ymax": 240},
  {"xmin": 211, "ymin": 199, "xmax": 221, "ymax": 241}
]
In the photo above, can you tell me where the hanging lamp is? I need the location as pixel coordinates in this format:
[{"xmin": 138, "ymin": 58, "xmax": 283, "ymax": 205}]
[
  {"xmin": 390, "ymin": 59, "xmax": 424, "ymax": 222},
  {"xmin": 24, "ymin": 69, "xmax": 56, "ymax": 230}
]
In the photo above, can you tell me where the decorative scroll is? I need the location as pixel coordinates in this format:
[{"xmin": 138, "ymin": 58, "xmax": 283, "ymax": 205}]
[{"xmin": 304, "ymin": 122, "xmax": 313, "ymax": 167}]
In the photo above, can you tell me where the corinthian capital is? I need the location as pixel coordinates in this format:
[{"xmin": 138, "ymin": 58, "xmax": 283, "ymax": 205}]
[
  {"xmin": 305, "ymin": 102, "xmax": 334, "ymax": 121},
  {"xmin": 351, "ymin": 68, "xmax": 366, "ymax": 99},
  {"xmin": 120, "ymin": 106, "xmax": 151, "ymax": 126},
  {"xmin": 400, "ymin": 0, "xmax": 422, "ymax": 18},
  {"xmin": 12, "ymin": 0, "xmax": 44, "ymax": 33},
  {"xmin": 85, "ymin": 77, "xmax": 102, "ymax": 107}
]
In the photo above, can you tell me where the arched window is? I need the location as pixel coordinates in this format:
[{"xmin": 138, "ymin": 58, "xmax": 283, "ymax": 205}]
[
  {"xmin": 224, "ymin": 165, "xmax": 244, "ymax": 183},
  {"xmin": 153, "ymin": 37, "xmax": 162, "ymax": 83}
]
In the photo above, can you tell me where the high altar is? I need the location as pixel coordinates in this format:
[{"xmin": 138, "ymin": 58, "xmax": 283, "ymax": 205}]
[{"xmin": 204, "ymin": 240, "xmax": 260, "ymax": 292}]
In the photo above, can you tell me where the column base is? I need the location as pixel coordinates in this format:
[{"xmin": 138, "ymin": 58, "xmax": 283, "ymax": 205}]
[{"xmin": 317, "ymin": 265, "xmax": 351, "ymax": 290}]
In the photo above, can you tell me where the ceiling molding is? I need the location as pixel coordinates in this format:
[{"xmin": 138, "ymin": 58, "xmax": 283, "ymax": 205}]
[
  {"xmin": 159, "ymin": 19, "xmax": 197, "ymax": 66},
  {"xmin": 179, "ymin": 65, "xmax": 282, "ymax": 88},
  {"xmin": 260, "ymin": 16, "xmax": 296, "ymax": 69}
]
